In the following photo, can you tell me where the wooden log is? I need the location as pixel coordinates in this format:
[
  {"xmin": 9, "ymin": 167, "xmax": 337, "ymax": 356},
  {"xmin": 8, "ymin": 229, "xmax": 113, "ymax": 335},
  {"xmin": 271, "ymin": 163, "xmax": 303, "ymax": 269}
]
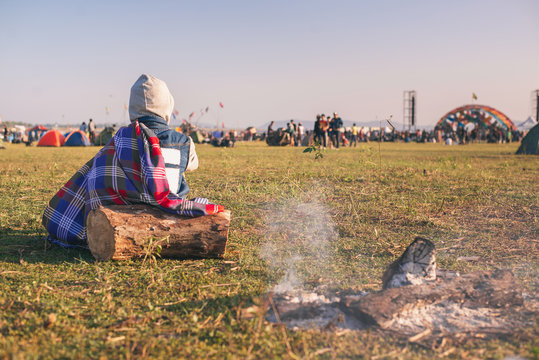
[
  {"xmin": 86, "ymin": 205, "xmax": 230, "ymax": 261},
  {"xmin": 343, "ymin": 269, "xmax": 523, "ymax": 329}
]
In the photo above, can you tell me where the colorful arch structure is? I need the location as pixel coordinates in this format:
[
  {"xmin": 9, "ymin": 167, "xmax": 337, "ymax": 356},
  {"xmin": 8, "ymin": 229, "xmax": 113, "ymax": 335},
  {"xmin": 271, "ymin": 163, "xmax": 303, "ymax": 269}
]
[{"xmin": 436, "ymin": 104, "xmax": 516, "ymax": 131}]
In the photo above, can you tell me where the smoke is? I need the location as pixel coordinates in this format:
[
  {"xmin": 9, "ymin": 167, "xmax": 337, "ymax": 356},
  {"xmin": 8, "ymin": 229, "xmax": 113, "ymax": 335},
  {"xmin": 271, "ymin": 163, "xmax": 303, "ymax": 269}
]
[{"xmin": 260, "ymin": 190, "xmax": 338, "ymax": 293}]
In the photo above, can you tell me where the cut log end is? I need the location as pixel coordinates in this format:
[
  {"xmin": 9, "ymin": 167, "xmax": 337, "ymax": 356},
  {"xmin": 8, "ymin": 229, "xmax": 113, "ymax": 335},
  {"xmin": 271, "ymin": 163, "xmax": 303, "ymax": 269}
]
[
  {"xmin": 86, "ymin": 205, "xmax": 230, "ymax": 261},
  {"xmin": 86, "ymin": 209, "xmax": 116, "ymax": 261}
]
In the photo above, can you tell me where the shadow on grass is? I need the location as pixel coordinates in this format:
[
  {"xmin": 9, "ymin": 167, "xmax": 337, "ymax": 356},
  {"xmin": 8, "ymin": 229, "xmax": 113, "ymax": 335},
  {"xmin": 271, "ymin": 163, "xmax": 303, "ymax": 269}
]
[
  {"xmin": 146, "ymin": 292, "xmax": 257, "ymax": 336},
  {"xmin": 0, "ymin": 227, "xmax": 94, "ymax": 265}
]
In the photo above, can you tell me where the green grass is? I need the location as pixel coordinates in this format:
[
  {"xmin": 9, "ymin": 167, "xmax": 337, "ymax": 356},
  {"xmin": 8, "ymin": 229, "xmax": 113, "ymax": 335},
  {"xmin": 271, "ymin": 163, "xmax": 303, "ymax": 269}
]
[{"xmin": 0, "ymin": 141, "xmax": 537, "ymax": 359}]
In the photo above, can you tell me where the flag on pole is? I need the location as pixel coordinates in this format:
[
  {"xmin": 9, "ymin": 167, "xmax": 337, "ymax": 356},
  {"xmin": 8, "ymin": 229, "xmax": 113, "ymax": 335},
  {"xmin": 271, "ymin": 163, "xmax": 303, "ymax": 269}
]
[
  {"xmin": 472, "ymin": 93, "xmax": 478, "ymax": 100},
  {"xmin": 219, "ymin": 101, "xmax": 224, "ymax": 108},
  {"xmin": 105, "ymin": 107, "xmax": 110, "ymax": 115},
  {"xmin": 222, "ymin": 122, "xmax": 225, "ymax": 128},
  {"xmin": 172, "ymin": 112, "xmax": 177, "ymax": 120},
  {"xmin": 205, "ymin": 106, "xmax": 209, "ymax": 112},
  {"xmin": 189, "ymin": 112, "xmax": 195, "ymax": 119}
]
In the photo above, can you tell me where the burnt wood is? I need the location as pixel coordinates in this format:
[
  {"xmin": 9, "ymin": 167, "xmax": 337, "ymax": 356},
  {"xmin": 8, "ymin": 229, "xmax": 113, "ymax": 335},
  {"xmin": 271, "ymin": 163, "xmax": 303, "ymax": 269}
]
[{"xmin": 343, "ymin": 269, "xmax": 523, "ymax": 329}]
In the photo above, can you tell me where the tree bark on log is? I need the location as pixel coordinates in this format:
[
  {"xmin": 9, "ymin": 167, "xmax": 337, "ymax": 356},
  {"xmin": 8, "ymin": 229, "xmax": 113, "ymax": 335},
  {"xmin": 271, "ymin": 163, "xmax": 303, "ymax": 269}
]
[{"xmin": 86, "ymin": 205, "xmax": 230, "ymax": 261}]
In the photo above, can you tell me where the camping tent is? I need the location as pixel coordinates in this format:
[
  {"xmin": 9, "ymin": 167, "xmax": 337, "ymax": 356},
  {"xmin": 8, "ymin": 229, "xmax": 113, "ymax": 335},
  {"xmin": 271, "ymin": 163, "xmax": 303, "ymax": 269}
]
[
  {"xmin": 517, "ymin": 117, "xmax": 536, "ymax": 131},
  {"xmin": 37, "ymin": 130, "xmax": 65, "ymax": 147},
  {"xmin": 189, "ymin": 130, "xmax": 204, "ymax": 144},
  {"xmin": 94, "ymin": 127, "xmax": 115, "ymax": 146},
  {"xmin": 64, "ymin": 130, "xmax": 91, "ymax": 146},
  {"xmin": 516, "ymin": 122, "xmax": 539, "ymax": 155}
]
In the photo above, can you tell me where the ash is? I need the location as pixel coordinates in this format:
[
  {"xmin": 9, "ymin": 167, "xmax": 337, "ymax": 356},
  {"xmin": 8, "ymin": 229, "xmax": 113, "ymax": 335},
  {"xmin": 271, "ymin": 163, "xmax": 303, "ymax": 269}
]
[
  {"xmin": 266, "ymin": 286, "xmax": 530, "ymax": 336},
  {"xmin": 386, "ymin": 301, "xmax": 516, "ymax": 335},
  {"xmin": 267, "ymin": 288, "xmax": 368, "ymax": 330}
]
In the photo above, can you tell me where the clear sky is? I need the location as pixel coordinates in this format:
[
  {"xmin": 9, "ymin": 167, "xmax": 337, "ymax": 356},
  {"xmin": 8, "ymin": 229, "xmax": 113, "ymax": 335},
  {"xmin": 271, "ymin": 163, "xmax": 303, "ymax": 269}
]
[{"xmin": 1, "ymin": 0, "xmax": 538, "ymax": 128}]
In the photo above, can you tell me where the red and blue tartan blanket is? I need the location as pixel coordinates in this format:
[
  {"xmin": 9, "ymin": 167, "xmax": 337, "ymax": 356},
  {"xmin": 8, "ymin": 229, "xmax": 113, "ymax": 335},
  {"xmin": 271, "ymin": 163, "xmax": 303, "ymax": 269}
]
[{"xmin": 42, "ymin": 120, "xmax": 224, "ymax": 248}]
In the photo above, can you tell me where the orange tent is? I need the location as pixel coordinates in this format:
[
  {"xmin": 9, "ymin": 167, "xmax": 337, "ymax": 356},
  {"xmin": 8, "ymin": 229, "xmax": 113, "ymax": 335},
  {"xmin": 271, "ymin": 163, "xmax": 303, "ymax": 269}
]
[{"xmin": 37, "ymin": 130, "xmax": 66, "ymax": 147}]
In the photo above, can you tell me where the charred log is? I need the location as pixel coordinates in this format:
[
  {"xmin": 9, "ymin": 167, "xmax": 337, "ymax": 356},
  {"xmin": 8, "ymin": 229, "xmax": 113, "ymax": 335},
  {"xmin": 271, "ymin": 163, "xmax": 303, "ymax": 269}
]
[
  {"xmin": 382, "ymin": 237, "xmax": 436, "ymax": 289},
  {"xmin": 343, "ymin": 269, "xmax": 524, "ymax": 330}
]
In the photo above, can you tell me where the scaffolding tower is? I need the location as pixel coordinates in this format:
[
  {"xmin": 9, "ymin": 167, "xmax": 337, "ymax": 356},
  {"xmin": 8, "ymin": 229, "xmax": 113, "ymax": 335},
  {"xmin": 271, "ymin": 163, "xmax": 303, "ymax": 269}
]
[
  {"xmin": 532, "ymin": 90, "xmax": 539, "ymax": 123},
  {"xmin": 403, "ymin": 90, "xmax": 417, "ymax": 131}
]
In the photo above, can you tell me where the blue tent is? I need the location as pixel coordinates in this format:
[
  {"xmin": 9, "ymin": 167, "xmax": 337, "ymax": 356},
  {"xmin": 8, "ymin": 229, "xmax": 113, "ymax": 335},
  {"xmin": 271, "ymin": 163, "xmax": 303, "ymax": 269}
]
[{"xmin": 64, "ymin": 130, "xmax": 91, "ymax": 146}]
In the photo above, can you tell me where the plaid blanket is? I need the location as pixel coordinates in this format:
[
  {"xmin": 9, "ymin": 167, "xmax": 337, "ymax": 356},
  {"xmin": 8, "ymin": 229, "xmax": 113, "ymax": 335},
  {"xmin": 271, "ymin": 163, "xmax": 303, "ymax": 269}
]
[{"xmin": 42, "ymin": 121, "xmax": 224, "ymax": 248}]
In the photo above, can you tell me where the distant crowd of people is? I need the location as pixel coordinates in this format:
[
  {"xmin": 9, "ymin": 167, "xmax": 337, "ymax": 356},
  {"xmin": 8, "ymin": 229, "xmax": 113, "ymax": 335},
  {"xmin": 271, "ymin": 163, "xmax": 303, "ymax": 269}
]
[
  {"xmin": 432, "ymin": 123, "xmax": 523, "ymax": 144},
  {"xmin": 313, "ymin": 113, "xmax": 344, "ymax": 148},
  {"xmin": 3, "ymin": 125, "xmax": 28, "ymax": 143},
  {"xmin": 3, "ymin": 114, "xmax": 528, "ymax": 148},
  {"xmin": 266, "ymin": 119, "xmax": 306, "ymax": 147},
  {"xmin": 263, "ymin": 113, "xmax": 527, "ymax": 147}
]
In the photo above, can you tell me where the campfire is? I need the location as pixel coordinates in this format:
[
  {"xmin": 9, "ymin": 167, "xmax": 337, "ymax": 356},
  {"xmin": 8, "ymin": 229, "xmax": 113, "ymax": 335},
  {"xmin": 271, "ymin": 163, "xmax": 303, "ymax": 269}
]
[{"xmin": 266, "ymin": 238, "xmax": 536, "ymax": 342}]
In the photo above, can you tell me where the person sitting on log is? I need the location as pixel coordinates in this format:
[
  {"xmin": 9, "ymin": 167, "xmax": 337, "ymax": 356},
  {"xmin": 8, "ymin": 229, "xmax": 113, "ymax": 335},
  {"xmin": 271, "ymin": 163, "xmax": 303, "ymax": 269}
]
[{"xmin": 42, "ymin": 74, "xmax": 224, "ymax": 249}]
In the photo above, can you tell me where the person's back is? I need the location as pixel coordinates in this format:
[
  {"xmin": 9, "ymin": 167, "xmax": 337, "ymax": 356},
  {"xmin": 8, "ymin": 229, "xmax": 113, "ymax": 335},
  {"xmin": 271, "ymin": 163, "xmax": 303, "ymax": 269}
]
[
  {"xmin": 42, "ymin": 74, "xmax": 221, "ymax": 248},
  {"xmin": 129, "ymin": 74, "xmax": 198, "ymax": 197}
]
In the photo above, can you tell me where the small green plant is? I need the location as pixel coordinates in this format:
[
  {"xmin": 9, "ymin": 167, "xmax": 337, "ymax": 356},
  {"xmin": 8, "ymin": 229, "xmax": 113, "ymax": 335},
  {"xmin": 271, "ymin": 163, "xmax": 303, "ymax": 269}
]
[
  {"xmin": 50, "ymin": 162, "xmax": 58, "ymax": 179},
  {"xmin": 303, "ymin": 141, "xmax": 324, "ymax": 159},
  {"xmin": 141, "ymin": 235, "xmax": 170, "ymax": 266}
]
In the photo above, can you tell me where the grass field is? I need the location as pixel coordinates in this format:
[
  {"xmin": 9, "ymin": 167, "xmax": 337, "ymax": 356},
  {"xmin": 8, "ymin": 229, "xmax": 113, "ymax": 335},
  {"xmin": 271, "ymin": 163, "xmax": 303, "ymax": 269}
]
[{"xmin": 0, "ymin": 141, "xmax": 537, "ymax": 359}]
